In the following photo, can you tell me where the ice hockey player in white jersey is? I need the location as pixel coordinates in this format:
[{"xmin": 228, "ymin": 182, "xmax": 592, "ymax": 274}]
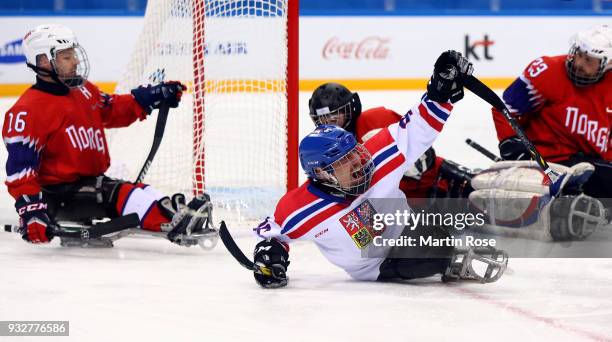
[{"xmin": 251, "ymin": 51, "xmax": 508, "ymax": 288}]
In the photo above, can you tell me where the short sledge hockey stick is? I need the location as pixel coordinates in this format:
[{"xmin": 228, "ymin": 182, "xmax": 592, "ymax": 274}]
[
  {"xmin": 136, "ymin": 102, "xmax": 170, "ymax": 183},
  {"xmin": 463, "ymin": 75, "xmax": 562, "ymax": 189},
  {"xmin": 4, "ymin": 213, "xmax": 141, "ymax": 240},
  {"xmin": 218, "ymin": 222, "xmax": 273, "ymax": 276},
  {"xmin": 465, "ymin": 138, "xmax": 501, "ymax": 162}
]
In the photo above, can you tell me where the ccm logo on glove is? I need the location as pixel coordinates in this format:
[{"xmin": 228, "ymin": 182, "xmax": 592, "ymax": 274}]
[{"xmin": 17, "ymin": 202, "xmax": 48, "ymax": 215}]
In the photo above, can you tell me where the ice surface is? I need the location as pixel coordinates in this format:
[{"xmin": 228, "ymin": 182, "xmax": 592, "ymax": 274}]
[{"xmin": 1, "ymin": 233, "xmax": 611, "ymax": 342}]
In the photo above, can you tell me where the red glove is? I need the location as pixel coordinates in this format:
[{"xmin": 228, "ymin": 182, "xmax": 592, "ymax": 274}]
[{"xmin": 15, "ymin": 194, "xmax": 55, "ymax": 244}]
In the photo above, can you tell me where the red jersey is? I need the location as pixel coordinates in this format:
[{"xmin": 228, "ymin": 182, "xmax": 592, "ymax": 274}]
[
  {"xmin": 493, "ymin": 55, "xmax": 612, "ymax": 162},
  {"xmin": 355, "ymin": 106, "xmax": 404, "ymax": 142},
  {"xmin": 3, "ymin": 79, "xmax": 146, "ymax": 199},
  {"xmin": 355, "ymin": 106, "xmax": 448, "ymax": 205}
]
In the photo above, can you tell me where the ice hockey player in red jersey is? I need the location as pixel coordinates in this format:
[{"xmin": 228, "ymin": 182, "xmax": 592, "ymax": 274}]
[
  {"xmin": 250, "ymin": 51, "xmax": 508, "ymax": 288},
  {"xmin": 3, "ymin": 24, "xmax": 211, "ymax": 245},
  {"xmin": 307, "ymin": 83, "xmax": 475, "ymax": 210},
  {"xmin": 493, "ymin": 25, "xmax": 612, "ymax": 204}
]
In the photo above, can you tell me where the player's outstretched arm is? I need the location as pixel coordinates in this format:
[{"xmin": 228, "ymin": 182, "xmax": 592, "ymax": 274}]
[
  {"xmin": 99, "ymin": 81, "xmax": 186, "ymax": 128},
  {"xmin": 253, "ymin": 238, "xmax": 290, "ymax": 288},
  {"xmin": 389, "ymin": 50, "xmax": 472, "ymax": 167}
]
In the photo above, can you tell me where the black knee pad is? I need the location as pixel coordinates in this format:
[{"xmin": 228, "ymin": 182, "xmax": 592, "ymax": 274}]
[
  {"xmin": 379, "ymin": 225, "xmax": 454, "ymax": 281},
  {"xmin": 378, "ymin": 257, "xmax": 451, "ymax": 281},
  {"xmin": 43, "ymin": 176, "xmax": 124, "ymax": 222}
]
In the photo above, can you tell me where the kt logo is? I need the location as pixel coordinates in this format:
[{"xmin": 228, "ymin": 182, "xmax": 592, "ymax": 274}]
[{"xmin": 464, "ymin": 34, "xmax": 494, "ymax": 61}]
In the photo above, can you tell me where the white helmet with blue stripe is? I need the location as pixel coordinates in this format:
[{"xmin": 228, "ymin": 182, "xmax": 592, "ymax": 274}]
[{"xmin": 22, "ymin": 24, "xmax": 89, "ymax": 87}]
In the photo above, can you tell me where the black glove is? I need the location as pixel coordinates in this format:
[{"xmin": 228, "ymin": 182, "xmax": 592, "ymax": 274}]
[
  {"xmin": 404, "ymin": 147, "xmax": 436, "ymax": 180},
  {"xmin": 131, "ymin": 81, "xmax": 187, "ymax": 113},
  {"xmin": 499, "ymin": 136, "xmax": 530, "ymax": 160},
  {"xmin": 253, "ymin": 238, "xmax": 290, "ymax": 288},
  {"xmin": 15, "ymin": 193, "xmax": 55, "ymax": 244},
  {"xmin": 427, "ymin": 50, "xmax": 473, "ymax": 103}
]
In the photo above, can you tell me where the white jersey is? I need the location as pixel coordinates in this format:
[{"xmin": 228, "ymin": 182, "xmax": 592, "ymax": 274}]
[{"xmin": 254, "ymin": 94, "xmax": 453, "ymax": 280}]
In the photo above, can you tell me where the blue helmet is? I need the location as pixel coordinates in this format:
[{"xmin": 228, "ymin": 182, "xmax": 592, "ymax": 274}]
[{"xmin": 299, "ymin": 125, "xmax": 374, "ymax": 196}]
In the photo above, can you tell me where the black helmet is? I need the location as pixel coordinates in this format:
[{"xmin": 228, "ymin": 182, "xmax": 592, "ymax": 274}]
[{"xmin": 308, "ymin": 83, "xmax": 362, "ymax": 130}]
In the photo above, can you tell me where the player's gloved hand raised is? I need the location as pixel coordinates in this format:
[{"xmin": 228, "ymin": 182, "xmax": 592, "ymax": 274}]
[
  {"xmin": 15, "ymin": 193, "xmax": 55, "ymax": 244},
  {"xmin": 427, "ymin": 50, "xmax": 473, "ymax": 103},
  {"xmin": 499, "ymin": 136, "xmax": 531, "ymax": 161},
  {"xmin": 131, "ymin": 81, "xmax": 187, "ymax": 114},
  {"xmin": 253, "ymin": 238, "xmax": 290, "ymax": 288}
]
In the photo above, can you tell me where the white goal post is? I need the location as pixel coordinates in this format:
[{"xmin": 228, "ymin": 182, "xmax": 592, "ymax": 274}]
[{"xmin": 107, "ymin": 0, "xmax": 299, "ymax": 226}]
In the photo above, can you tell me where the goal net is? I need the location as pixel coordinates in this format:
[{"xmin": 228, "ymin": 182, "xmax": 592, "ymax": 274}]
[{"xmin": 108, "ymin": 0, "xmax": 298, "ymax": 227}]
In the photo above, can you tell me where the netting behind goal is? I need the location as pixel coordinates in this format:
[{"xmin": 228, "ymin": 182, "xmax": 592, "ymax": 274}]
[{"xmin": 108, "ymin": 0, "xmax": 298, "ymax": 227}]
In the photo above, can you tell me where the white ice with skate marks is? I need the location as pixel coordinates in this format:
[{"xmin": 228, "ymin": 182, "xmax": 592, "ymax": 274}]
[
  {"xmin": 1, "ymin": 92, "xmax": 612, "ymax": 341},
  {"xmin": 0, "ymin": 234, "xmax": 612, "ymax": 341}
]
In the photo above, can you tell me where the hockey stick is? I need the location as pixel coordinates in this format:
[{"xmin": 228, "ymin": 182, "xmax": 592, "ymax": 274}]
[
  {"xmin": 218, "ymin": 221, "xmax": 273, "ymax": 276},
  {"xmin": 218, "ymin": 221, "xmax": 255, "ymax": 270},
  {"xmin": 136, "ymin": 102, "xmax": 170, "ymax": 183},
  {"xmin": 463, "ymin": 76, "xmax": 562, "ymax": 190},
  {"xmin": 3, "ymin": 213, "xmax": 141, "ymax": 240},
  {"xmin": 465, "ymin": 138, "xmax": 501, "ymax": 162}
]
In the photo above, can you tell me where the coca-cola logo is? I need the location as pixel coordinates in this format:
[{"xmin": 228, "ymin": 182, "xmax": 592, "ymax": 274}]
[{"xmin": 322, "ymin": 36, "xmax": 390, "ymax": 60}]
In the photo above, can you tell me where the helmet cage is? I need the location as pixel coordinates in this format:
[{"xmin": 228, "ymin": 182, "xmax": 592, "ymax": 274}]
[
  {"xmin": 310, "ymin": 92, "xmax": 361, "ymax": 129},
  {"xmin": 48, "ymin": 44, "xmax": 90, "ymax": 88},
  {"xmin": 311, "ymin": 100, "xmax": 354, "ymax": 128},
  {"xmin": 566, "ymin": 44, "xmax": 608, "ymax": 86},
  {"xmin": 314, "ymin": 143, "xmax": 374, "ymax": 196}
]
